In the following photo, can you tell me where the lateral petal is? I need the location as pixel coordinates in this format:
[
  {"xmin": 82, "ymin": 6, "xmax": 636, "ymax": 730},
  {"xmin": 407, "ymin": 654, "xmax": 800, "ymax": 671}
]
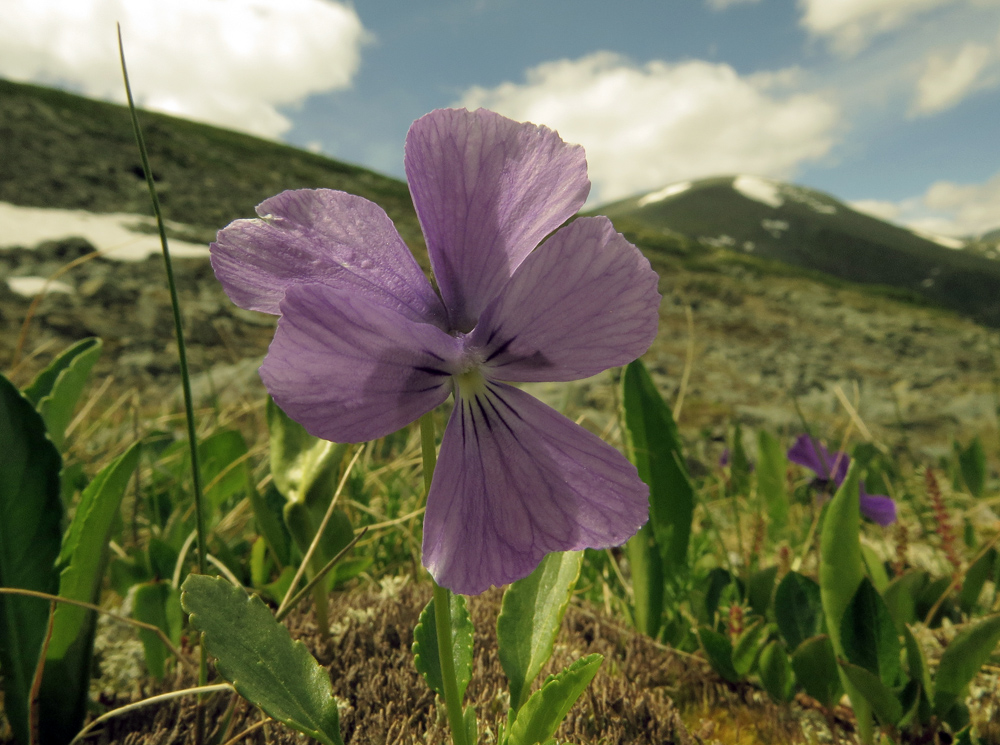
[
  {"xmin": 405, "ymin": 108, "xmax": 590, "ymax": 331},
  {"xmin": 422, "ymin": 382, "xmax": 648, "ymax": 595},
  {"xmin": 211, "ymin": 189, "xmax": 446, "ymax": 325},
  {"xmin": 260, "ymin": 282, "xmax": 461, "ymax": 443},
  {"xmin": 470, "ymin": 217, "xmax": 660, "ymax": 383},
  {"xmin": 860, "ymin": 486, "xmax": 897, "ymax": 526}
]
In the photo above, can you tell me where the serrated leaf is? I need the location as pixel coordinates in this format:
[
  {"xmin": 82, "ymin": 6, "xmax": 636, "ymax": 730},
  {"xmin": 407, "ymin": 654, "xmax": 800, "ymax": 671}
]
[
  {"xmin": 774, "ymin": 571, "xmax": 823, "ymax": 650},
  {"xmin": 791, "ymin": 635, "xmax": 842, "ymax": 709},
  {"xmin": 959, "ymin": 548, "xmax": 997, "ymax": 614},
  {"xmin": 902, "ymin": 624, "xmax": 933, "ymax": 704},
  {"xmin": 36, "ymin": 441, "xmax": 141, "ymax": 744},
  {"xmin": 757, "ymin": 430, "xmax": 789, "ymax": 537},
  {"xmin": 498, "ymin": 551, "xmax": 583, "ymax": 713},
  {"xmin": 841, "ymin": 577, "xmax": 901, "ymax": 687},
  {"xmin": 934, "ymin": 614, "xmax": 1000, "ymax": 716},
  {"xmin": 622, "ymin": 360, "xmax": 694, "ymax": 594},
  {"xmin": 412, "ymin": 592, "xmax": 474, "ymax": 702},
  {"xmin": 0, "ymin": 372, "xmax": 63, "ymax": 745},
  {"xmin": 195, "ymin": 430, "xmax": 249, "ymax": 510},
  {"xmin": 697, "ymin": 627, "xmax": 740, "ymax": 682},
  {"xmin": 25, "ymin": 337, "xmax": 102, "ymax": 449},
  {"xmin": 507, "ymin": 654, "xmax": 602, "ymax": 745},
  {"xmin": 861, "ymin": 543, "xmax": 890, "ymax": 593},
  {"xmin": 759, "ymin": 640, "xmax": 794, "ymax": 703},
  {"xmin": 840, "ymin": 662, "xmax": 904, "ymax": 726},
  {"xmin": 181, "ymin": 574, "xmax": 344, "ymax": 745}
]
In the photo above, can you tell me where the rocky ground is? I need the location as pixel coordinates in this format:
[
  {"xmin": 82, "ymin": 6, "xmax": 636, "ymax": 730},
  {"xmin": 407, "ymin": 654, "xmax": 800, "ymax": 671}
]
[{"xmin": 2, "ymin": 236, "xmax": 998, "ymax": 459}]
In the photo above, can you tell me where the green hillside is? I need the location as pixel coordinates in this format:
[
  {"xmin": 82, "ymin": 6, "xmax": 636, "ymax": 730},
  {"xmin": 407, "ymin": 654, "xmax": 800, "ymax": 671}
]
[
  {"xmin": 0, "ymin": 78, "xmax": 425, "ymax": 253},
  {"xmin": 600, "ymin": 177, "xmax": 1000, "ymax": 326}
]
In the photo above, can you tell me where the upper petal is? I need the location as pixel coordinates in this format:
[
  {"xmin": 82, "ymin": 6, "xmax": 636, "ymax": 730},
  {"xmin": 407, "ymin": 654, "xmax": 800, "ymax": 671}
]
[
  {"xmin": 211, "ymin": 189, "xmax": 446, "ymax": 325},
  {"xmin": 788, "ymin": 434, "xmax": 849, "ymax": 483},
  {"xmin": 422, "ymin": 382, "xmax": 648, "ymax": 595},
  {"xmin": 469, "ymin": 217, "xmax": 660, "ymax": 383},
  {"xmin": 260, "ymin": 282, "xmax": 461, "ymax": 443},
  {"xmin": 405, "ymin": 108, "xmax": 590, "ymax": 331}
]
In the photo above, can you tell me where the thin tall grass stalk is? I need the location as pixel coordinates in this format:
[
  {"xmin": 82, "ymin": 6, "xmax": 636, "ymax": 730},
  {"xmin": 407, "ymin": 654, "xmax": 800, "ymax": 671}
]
[{"xmin": 117, "ymin": 26, "xmax": 211, "ymax": 745}]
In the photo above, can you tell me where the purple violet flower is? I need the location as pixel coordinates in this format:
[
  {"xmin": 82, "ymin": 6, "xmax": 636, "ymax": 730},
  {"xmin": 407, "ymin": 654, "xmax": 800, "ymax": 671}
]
[
  {"xmin": 787, "ymin": 434, "xmax": 896, "ymax": 526},
  {"xmin": 210, "ymin": 108, "xmax": 661, "ymax": 594}
]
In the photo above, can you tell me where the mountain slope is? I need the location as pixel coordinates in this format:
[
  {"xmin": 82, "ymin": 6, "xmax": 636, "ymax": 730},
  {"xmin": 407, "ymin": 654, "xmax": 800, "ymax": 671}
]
[
  {"xmin": 599, "ymin": 176, "xmax": 1000, "ymax": 326},
  {"xmin": 0, "ymin": 78, "xmax": 425, "ymax": 253}
]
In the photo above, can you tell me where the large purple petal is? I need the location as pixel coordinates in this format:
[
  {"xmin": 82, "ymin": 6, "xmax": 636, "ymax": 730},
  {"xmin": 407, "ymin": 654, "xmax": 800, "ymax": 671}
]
[
  {"xmin": 422, "ymin": 382, "xmax": 648, "ymax": 595},
  {"xmin": 469, "ymin": 217, "xmax": 660, "ymax": 383},
  {"xmin": 405, "ymin": 108, "xmax": 590, "ymax": 332},
  {"xmin": 788, "ymin": 434, "xmax": 849, "ymax": 484},
  {"xmin": 260, "ymin": 282, "xmax": 462, "ymax": 443},
  {"xmin": 211, "ymin": 189, "xmax": 446, "ymax": 326},
  {"xmin": 860, "ymin": 485, "xmax": 897, "ymax": 526}
]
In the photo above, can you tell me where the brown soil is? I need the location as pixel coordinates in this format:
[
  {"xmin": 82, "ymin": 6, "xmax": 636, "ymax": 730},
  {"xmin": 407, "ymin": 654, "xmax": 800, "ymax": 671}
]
[{"xmin": 85, "ymin": 581, "xmax": 818, "ymax": 745}]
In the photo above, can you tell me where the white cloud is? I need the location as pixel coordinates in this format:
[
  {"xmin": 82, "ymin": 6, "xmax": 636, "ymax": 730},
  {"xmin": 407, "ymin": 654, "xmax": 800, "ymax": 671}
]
[
  {"xmin": 456, "ymin": 52, "xmax": 841, "ymax": 204},
  {"xmin": 858, "ymin": 172, "xmax": 1000, "ymax": 237},
  {"xmin": 0, "ymin": 0, "xmax": 368, "ymax": 139},
  {"xmin": 706, "ymin": 0, "xmax": 761, "ymax": 10},
  {"xmin": 911, "ymin": 42, "xmax": 995, "ymax": 114},
  {"xmin": 800, "ymin": 0, "xmax": 968, "ymax": 54}
]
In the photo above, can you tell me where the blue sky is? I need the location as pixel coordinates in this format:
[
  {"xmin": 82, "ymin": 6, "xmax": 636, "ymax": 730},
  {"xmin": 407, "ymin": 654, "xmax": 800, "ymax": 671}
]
[{"xmin": 5, "ymin": 0, "xmax": 1000, "ymax": 236}]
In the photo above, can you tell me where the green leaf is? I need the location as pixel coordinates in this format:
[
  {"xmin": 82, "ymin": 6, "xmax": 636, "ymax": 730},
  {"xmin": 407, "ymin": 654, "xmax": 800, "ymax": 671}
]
[
  {"xmin": 697, "ymin": 627, "xmax": 740, "ymax": 682},
  {"xmin": 181, "ymin": 574, "xmax": 344, "ymax": 745},
  {"xmin": 732, "ymin": 618, "xmax": 767, "ymax": 677},
  {"xmin": 840, "ymin": 662, "xmax": 904, "ymax": 726},
  {"xmin": 774, "ymin": 571, "xmax": 823, "ymax": 650},
  {"xmin": 35, "ymin": 442, "xmax": 141, "ymax": 744},
  {"xmin": 958, "ymin": 436, "xmax": 986, "ymax": 498},
  {"xmin": 959, "ymin": 548, "xmax": 997, "ymax": 614},
  {"xmin": 747, "ymin": 565, "xmax": 778, "ymax": 618},
  {"xmin": 819, "ymin": 464, "xmax": 872, "ymax": 740},
  {"xmin": 0, "ymin": 372, "xmax": 63, "ymax": 745},
  {"xmin": 625, "ymin": 522, "xmax": 664, "ymax": 640},
  {"xmin": 861, "ymin": 544, "xmax": 890, "ymax": 594},
  {"xmin": 267, "ymin": 396, "xmax": 347, "ymax": 507},
  {"xmin": 883, "ymin": 571, "xmax": 927, "ymax": 630},
  {"xmin": 24, "ymin": 337, "xmax": 102, "ymax": 449},
  {"xmin": 791, "ymin": 635, "xmax": 842, "ymax": 709},
  {"xmin": 622, "ymin": 360, "xmax": 695, "ymax": 586},
  {"xmin": 196, "ymin": 430, "xmax": 249, "ymax": 510},
  {"xmin": 902, "ymin": 625, "xmax": 933, "ymax": 704},
  {"xmin": 250, "ymin": 483, "xmax": 292, "ymax": 568},
  {"xmin": 841, "ymin": 577, "xmax": 901, "ymax": 687},
  {"xmin": 756, "ymin": 430, "xmax": 789, "ymax": 537},
  {"xmin": 412, "ymin": 593, "xmax": 474, "ymax": 702},
  {"xmin": 934, "ymin": 614, "xmax": 1000, "ymax": 716},
  {"xmin": 498, "ymin": 551, "xmax": 583, "ymax": 713},
  {"xmin": 133, "ymin": 581, "xmax": 183, "ymax": 679},
  {"xmin": 759, "ymin": 640, "xmax": 794, "ymax": 703},
  {"xmin": 507, "ymin": 654, "xmax": 602, "ymax": 745},
  {"xmin": 728, "ymin": 422, "xmax": 752, "ymax": 496}
]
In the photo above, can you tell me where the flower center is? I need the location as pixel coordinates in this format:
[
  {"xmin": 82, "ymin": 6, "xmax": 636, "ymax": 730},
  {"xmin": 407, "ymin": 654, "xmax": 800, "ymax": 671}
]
[{"xmin": 454, "ymin": 366, "xmax": 487, "ymax": 399}]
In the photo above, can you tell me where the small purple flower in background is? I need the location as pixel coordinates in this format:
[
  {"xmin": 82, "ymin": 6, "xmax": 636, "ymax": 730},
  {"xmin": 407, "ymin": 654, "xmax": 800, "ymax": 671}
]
[
  {"xmin": 211, "ymin": 108, "xmax": 660, "ymax": 594},
  {"xmin": 787, "ymin": 434, "xmax": 896, "ymax": 526}
]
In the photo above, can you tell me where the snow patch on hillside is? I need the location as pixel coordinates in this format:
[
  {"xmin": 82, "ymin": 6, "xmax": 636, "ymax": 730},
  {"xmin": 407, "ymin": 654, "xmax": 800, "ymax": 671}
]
[
  {"xmin": 637, "ymin": 181, "xmax": 691, "ymax": 207},
  {"xmin": 732, "ymin": 176, "xmax": 783, "ymax": 209},
  {"xmin": 7, "ymin": 276, "xmax": 75, "ymax": 297},
  {"xmin": 910, "ymin": 227, "xmax": 965, "ymax": 250},
  {"xmin": 0, "ymin": 202, "xmax": 209, "ymax": 261}
]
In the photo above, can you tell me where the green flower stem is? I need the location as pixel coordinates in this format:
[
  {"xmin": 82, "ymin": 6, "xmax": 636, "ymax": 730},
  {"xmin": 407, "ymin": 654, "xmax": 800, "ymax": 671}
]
[{"xmin": 419, "ymin": 413, "xmax": 470, "ymax": 745}]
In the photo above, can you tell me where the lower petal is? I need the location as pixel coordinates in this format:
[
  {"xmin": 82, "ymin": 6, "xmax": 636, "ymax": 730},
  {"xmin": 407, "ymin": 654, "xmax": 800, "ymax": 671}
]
[
  {"xmin": 261, "ymin": 282, "xmax": 461, "ymax": 443},
  {"xmin": 860, "ymin": 487, "xmax": 897, "ymax": 526},
  {"xmin": 422, "ymin": 382, "xmax": 648, "ymax": 595}
]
